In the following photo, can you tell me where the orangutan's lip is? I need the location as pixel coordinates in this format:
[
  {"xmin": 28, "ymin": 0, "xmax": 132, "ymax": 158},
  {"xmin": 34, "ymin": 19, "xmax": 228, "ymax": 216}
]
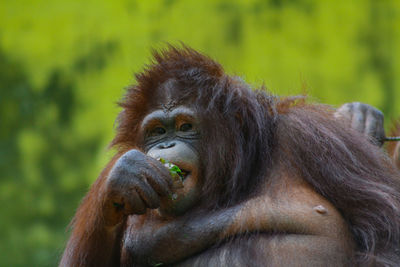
[
  {"xmin": 155, "ymin": 157, "xmax": 193, "ymax": 184},
  {"xmin": 168, "ymin": 162, "xmax": 191, "ymax": 181},
  {"xmin": 179, "ymin": 170, "xmax": 190, "ymax": 181}
]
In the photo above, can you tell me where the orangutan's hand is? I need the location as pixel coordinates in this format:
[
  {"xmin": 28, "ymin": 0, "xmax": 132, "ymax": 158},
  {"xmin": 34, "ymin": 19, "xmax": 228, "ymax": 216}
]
[{"xmin": 335, "ymin": 102, "xmax": 385, "ymax": 147}]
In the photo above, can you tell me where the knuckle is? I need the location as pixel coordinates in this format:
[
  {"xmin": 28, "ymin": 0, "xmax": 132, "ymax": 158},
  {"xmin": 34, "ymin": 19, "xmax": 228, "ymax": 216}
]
[
  {"xmin": 107, "ymin": 152, "xmax": 165, "ymax": 199},
  {"xmin": 358, "ymin": 102, "xmax": 367, "ymax": 108},
  {"xmin": 344, "ymin": 102, "xmax": 355, "ymax": 111},
  {"xmin": 353, "ymin": 102, "xmax": 366, "ymax": 114},
  {"xmin": 335, "ymin": 104, "xmax": 353, "ymax": 120},
  {"xmin": 117, "ymin": 150, "xmax": 150, "ymax": 172},
  {"xmin": 107, "ymin": 172, "xmax": 122, "ymax": 189},
  {"xmin": 123, "ymin": 149, "xmax": 145, "ymax": 161},
  {"xmin": 372, "ymin": 109, "xmax": 384, "ymax": 119},
  {"xmin": 107, "ymin": 167, "xmax": 127, "ymax": 187},
  {"xmin": 342, "ymin": 103, "xmax": 352, "ymax": 110},
  {"xmin": 110, "ymin": 161, "xmax": 126, "ymax": 176}
]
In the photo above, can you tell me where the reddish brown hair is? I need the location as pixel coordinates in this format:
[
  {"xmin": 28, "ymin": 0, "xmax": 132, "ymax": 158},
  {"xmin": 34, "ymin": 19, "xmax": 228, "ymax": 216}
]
[{"xmin": 112, "ymin": 45, "xmax": 400, "ymax": 265}]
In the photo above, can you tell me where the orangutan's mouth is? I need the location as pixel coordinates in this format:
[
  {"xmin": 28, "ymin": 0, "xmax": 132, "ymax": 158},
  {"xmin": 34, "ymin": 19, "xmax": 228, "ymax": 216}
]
[
  {"xmin": 164, "ymin": 162, "xmax": 191, "ymax": 189},
  {"xmin": 179, "ymin": 170, "xmax": 189, "ymax": 181}
]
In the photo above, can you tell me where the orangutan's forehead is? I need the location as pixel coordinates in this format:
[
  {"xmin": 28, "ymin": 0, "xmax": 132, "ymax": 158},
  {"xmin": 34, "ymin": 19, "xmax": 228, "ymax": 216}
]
[
  {"xmin": 156, "ymin": 79, "xmax": 177, "ymax": 106},
  {"xmin": 162, "ymin": 100, "xmax": 178, "ymax": 112},
  {"xmin": 155, "ymin": 78, "xmax": 190, "ymax": 111}
]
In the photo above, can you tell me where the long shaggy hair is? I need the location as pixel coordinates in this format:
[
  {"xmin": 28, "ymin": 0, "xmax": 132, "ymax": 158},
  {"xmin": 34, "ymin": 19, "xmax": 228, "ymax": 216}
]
[
  {"xmin": 112, "ymin": 45, "xmax": 400, "ymax": 266},
  {"xmin": 387, "ymin": 121, "xmax": 400, "ymax": 169}
]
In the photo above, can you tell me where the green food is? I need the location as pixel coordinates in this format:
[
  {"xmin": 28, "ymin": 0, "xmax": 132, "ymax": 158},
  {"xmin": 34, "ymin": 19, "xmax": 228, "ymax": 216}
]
[
  {"xmin": 158, "ymin": 158, "xmax": 185, "ymax": 199},
  {"xmin": 159, "ymin": 158, "xmax": 184, "ymax": 182}
]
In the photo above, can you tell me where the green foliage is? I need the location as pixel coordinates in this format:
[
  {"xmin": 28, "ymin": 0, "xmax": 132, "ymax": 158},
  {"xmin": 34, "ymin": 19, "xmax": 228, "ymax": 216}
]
[
  {"xmin": 159, "ymin": 158, "xmax": 183, "ymax": 200},
  {"xmin": 160, "ymin": 158, "xmax": 183, "ymax": 180},
  {"xmin": 0, "ymin": 0, "xmax": 400, "ymax": 266}
]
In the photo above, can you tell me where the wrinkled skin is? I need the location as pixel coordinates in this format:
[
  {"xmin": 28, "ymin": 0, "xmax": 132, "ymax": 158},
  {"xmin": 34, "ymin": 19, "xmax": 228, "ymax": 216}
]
[
  {"xmin": 335, "ymin": 102, "xmax": 385, "ymax": 146},
  {"xmin": 104, "ymin": 106, "xmax": 201, "ymax": 223}
]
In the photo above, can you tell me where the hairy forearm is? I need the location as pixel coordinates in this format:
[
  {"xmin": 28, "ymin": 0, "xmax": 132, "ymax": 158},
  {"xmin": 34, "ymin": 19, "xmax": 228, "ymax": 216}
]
[
  {"xmin": 60, "ymin": 154, "xmax": 124, "ymax": 266},
  {"xmin": 130, "ymin": 180, "xmax": 350, "ymax": 265},
  {"xmin": 60, "ymin": 222, "xmax": 123, "ymax": 267},
  {"xmin": 127, "ymin": 205, "xmax": 241, "ymax": 265}
]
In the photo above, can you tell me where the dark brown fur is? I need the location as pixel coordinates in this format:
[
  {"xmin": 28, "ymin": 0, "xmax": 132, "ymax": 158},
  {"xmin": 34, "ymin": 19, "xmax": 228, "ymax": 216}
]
[
  {"xmin": 387, "ymin": 121, "xmax": 400, "ymax": 169},
  {"xmin": 61, "ymin": 45, "xmax": 400, "ymax": 266}
]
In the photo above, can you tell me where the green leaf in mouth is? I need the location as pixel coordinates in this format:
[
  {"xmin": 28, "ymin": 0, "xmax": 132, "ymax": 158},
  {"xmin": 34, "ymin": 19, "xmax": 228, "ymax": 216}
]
[{"xmin": 158, "ymin": 158, "xmax": 185, "ymax": 192}]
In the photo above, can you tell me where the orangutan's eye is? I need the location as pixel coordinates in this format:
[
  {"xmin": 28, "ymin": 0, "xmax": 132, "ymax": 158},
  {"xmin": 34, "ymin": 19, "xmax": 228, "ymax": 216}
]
[
  {"xmin": 179, "ymin": 123, "xmax": 192, "ymax": 132},
  {"xmin": 151, "ymin": 127, "xmax": 166, "ymax": 136}
]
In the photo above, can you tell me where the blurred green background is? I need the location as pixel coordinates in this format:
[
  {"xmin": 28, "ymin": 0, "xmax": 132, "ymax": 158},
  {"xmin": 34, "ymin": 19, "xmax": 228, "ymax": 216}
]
[{"xmin": 1, "ymin": 0, "xmax": 400, "ymax": 266}]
